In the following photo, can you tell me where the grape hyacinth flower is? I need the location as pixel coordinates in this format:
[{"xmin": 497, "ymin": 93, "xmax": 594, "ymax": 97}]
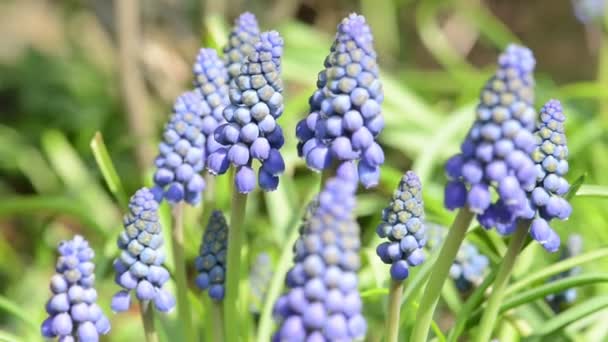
[
  {"xmin": 547, "ymin": 235, "xmax": 583, "ymax": 312},
  {"xmin": 528, "ymin": 100, "xmax": 572, "ymax": 252},
  {"xmin": 296, "ymin": 13, "xmax": 384, "ymax": 188},
  {"xmin": 572, "ymin": 0, "xmax": 605, "ymax": 24},
  {"xmin": 249, "ymin": 253, "xmax": 273, "ymax": 314},
  {"xmin": 376, "ymin": 171, "xmax": 426, "ymax": 281},
  {"xmin": 193, "ymin": 48, "xmax": 230, "ymax": 155},
  {"xmin": 152, "ymin": 92, "xmax": 207, "ymax": 205},
  {"xmin": 208, "ymin": 31, "xmax": 285, "ymax": 193},
  {"xmin": 444, "ymin": 44, "xmax": 538, "ymax": 234},
  {"xmin": 273, "ymin": 176, "xmax": 366, "ymax": 340},
  {"xmin": 195, "ymin": 210, "xmax": 229, "ymax": 301},
  {"xmin": 112, "ymin": 188, "xmax": 175, "ymax": 313},
  {"xmin": 224, "ymin": 12, "xmax": 260, "ymax": 81},
  {"xmin": 41, "ymin": 235, "xmax": 111, "ymax": 342}
]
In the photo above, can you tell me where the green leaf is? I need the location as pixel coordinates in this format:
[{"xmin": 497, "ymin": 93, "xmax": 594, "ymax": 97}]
[
  {"xmin": 567, "ymin": 174, "xmax": 586, "ymax": 200},
  {"xmin": 0, "ymin": 295, "xmax": 38, "ymax": 331},
  {"xmin": 90, "ymin": 132, "xmax": 128, "ymax": 208},
  {"xmin": 575, "ymin": 184, "xmax": 608, "ymax": 198},
  {"xmin": 0, "ymin": 330, "xmax": 25, "ymax": 342},
  {"xmin": 360, "ymin": 287, "xmax": 389, "ymax": 299}
]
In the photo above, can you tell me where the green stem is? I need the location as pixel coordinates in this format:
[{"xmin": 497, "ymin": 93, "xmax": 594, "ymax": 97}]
[
  {"xmin": 224, "ymin": 182, "xmax": 248, "ymax": 342},
  {"xmin": 211, "ymin": 300, "xmax": 225, "ymax": 342},
  {"xmin": 170, "ymin": 202, "xmax": 194, "ymax": 342},
  {"xmin": 410, "ymin": 208, "xmax": 474, "ymax": 341},
  {"xmin": 474, "ymin": 220, "xmax": 530, "ymax": 342},
  {"xmin": 386, "ymin": 280, "xmax": 404, "ymax": 342},
  {"xmin": 140, "ymin": 301, "xmax": 159, "ymax": 342}
]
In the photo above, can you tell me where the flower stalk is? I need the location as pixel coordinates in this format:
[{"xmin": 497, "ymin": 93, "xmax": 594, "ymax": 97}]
[
  {"xmin": 170, "ymin": 202, "xmax": 194, "ymax": 342},
  {"xmin": 140, "ymin": 301, "xmax": 159, "ymax": 342},
  {"xmin": 386, "ymin": 280, "xmax": 404, "ymax": 342}
]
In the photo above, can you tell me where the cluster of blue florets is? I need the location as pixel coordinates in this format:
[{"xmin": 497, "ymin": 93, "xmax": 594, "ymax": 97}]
[
  {"xmin": 572, "ymin": 0, "xmax": 605, "ymax": 24},
  {"xmin": 249, "ymin": 253, "xmax": 273, "ymax": 314},
  {"xmin": 111, "ymin": 188, "xmax": 175, "ymax": 313},
  {"xmin": 376, "ymin": 171, "xmax": 426, "ymax": 281},
  {"xmin": 208, "ymin": 31, "xmax": 286, "ymax": 193},
  {"xmin": 41, "ymin": 236, "xmax": 111, "ymax": 342},
  {"xmin": 223, "ymin": 12, "xmax": 260, "ymax": 81},
  {"xmin": 528, "ymin": 100, "xmax": 572, "ymax": 252},
  {"xmin": 445, "ymin": 44, "xmax": 538, "ymax": 235},
  {"xmin": 192, "ymin": 48, "xmax": 230, "ymax": 156},
  {"xmin": 547, "ymin": 235, "xmax": 583, "ymax": 312},
  {"xmin": 152, "ymin": 92, "xmax": 207, "ymax": 205},
  {"xmin": 296, "ymin": 13, "xmax": 384, "ymax": 188},
  {"xmin": 273, "ymin": 176, "xmax": 366, "ymax": 341},
  {"xmin": 195, "ymin": 210, "xmax": 229, "ymax": 301}
]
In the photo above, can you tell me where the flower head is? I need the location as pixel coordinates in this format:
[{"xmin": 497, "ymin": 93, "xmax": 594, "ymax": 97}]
[
  {"xmin": 249, "ymin": 253, "xmax": 273, "ymax": 314},
  {"xmin": 209, "ymin": 31, "xmax": 285, "ymax": 193},
  {"xmin": 273, "ymin": 176, "xmax": 366, "ymax": 340},
  {"xmin": 111, "ymin": 188, "xmax": 175, "ymax": 313},
  {"xmin": 41, "ymin": 236, "xmax": 111, "ymax": 342},
  {"xmin": 376, "ymin": 171, "xmax": 426, "ymax": 281},
  {"xmin": 224, "ymin": 12, "xmax": 260, "ymax": 81},
  {"xmin": 152, "ymin": 92, "xmax": 207, "ymax": 205},
  {"xmin": 296, "ymin": 13, "xmax": 384, "ymax": 188},
  {"xmin": 547, "ymin": 234, "xmax": 583, "ymax": 311},
  {"xmin": 445, "ymin": 44, "xmax": 538, "ymax": 234},
  {"xmin": 193, "ymin": 48, "xmax": 230, "ymax": 155},
  {"xmin": 195, "ymin": 210, "xmax": 229, "ymax": 301}
]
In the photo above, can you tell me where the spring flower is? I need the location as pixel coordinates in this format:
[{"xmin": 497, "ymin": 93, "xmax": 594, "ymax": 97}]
[
  {"xmin": 111, "ymin": 188, "xmax": 175, "ymax": 313},
  {"xmin": 528, "ymin": 100, "xmax": 572, "ymax": 252},
  {"xmin": 194, "ymin": 210, "xmax": 229, "ymax": 301},
  {"xmin": 152, "ymin": 92, "xmax": 207, "ymax": 205},
  {"xmin": 296, "ymin": 13, "xmax": 384, "ymax": 188},
  {"xmin": 572, "ymin": 0, "xmax": 605, "ymax": 24},
  {"xmin": 41, "ymin": 235, "xmax": 111, "ymax": 342},
  {"xmin": 249, "ymin": 253, "xmax": 273, "ymax": 314},
  {"xmin": 193, "ymin": 48, "xmax": 230, "ymax": 155},
  {"xmin": 547, "ymin": 234, "xmax": 583, "ymax": 312},
  {"xmin": 224, "ymin": 12, "xmax": 260, "ymax": 81},
  {"xmin": 208, "ymin": 31, "xmax": 286, "ymax": 193},
  {"xmin": 273, "ymin": 176, "xmax": 366, "ymax": 340},
  {"xmin": 445, "ymin": 44, "xmax": 538, "ymax": 234},
  {"xmin": 376, "ymin": 171, "xmax": 426, "ymax": 281}
]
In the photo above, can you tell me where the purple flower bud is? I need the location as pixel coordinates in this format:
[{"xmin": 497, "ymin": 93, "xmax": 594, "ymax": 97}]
[
  {"xmin": 223, "ymin": 12, "xmax": 260, "ymax": 81},
  {"xmin": 236, "ymin": 166, "xmax": 256, "ymax": 193}
]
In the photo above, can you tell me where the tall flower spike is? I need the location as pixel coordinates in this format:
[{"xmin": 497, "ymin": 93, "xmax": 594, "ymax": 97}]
[
  {"xmin": 209, "ymin": 31, "xmax": 285, "ymax": 193},
  {"xmin": 296, "ymin": 13, "xmax": 384, "ymax": 188},
  {"xmin": 224, "ymin": 12, "xmax": 260, "ymax": 81},
  {"xmin": 152, "ymin": 92, "xmax": 207, "ymax": 205},
  {"xmin": 249, "ymin": 253, "xmax": 273, "ymax": 314},
  {"xmin": 111, "ymin": 188, "xmax": 175, "ymax": 313},
  {"xmin": 273, "ymin": 176, "xmax": 366, "ymax": 341},
  {"xmin": 528, "ymin": 99, "xmax": 572, "ymax": 252},
  {"xmin": 193, "ymin": 48, "xmax": 230, "ymax": 155},
  {"xmin": 547, "ymin": 234, "xmax": 583, "ymax": 312},
  {"xmin": 41, "ymin": 236, "xmax": 111, "ymax": 342},
  {"xmin": 376, "ymin": 171, "xmax": 426, "ymax": 281},
  {"xmin": 444, "ymin": 44, "xmax": 538, "ymax": 234},
  {"xmin": 194, "ymin": 210, "xmax": 229, "ymax": 300}
]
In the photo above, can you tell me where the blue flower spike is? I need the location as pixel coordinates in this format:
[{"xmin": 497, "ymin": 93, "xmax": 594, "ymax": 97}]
[
  {"xmin": 195, "ymin": 210, "xmax": 229, "ymax": 301},
  {"xmin": 224, "ymin": 12, "xmax": 261, "ymax": 81},
  {"xmin": 444, "ymin": 44, "xmax": 538, "ymax": 234},
  {"xmin": 296, "ymin": 13, "xmax": 384, "ymax": 188},
  {"xmin": 376, "ymin": 171, "xmax": 426, "ymax": 281},
  {"xmin": 111, "ymin": 188, "xmax": 175, "ymax": 313},
  {"xmin": 41, "ymin": 235, "xmax": 111, "ymax": 342},
  {"xmin": 208, "ymin": 30, "xmax": 286, "ymax": 193},
  {"xmin": 528, "ymin": 99, "xmax": 572, "ymax": 252},
  {"xmin": 273, "ymin": 176, "xmax": 366, "ymax": 341}
]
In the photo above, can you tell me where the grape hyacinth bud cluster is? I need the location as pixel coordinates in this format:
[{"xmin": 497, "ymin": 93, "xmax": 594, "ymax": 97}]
[
  {"xmin": 223, "ymin": 12, "xmax": 260, "ymax": 81},
  {"xmin": 112, "ymin": 188, "xmax": 175, "ymax": 313},
  {"xmin": 547, "ymin": 235, "xmax": 583, "ymax": 312},
  {"xmin": 192, "ymin": 48, "xmax": 230, "ymax": 155},
  {"xmin": 296, "ymin": 13, "xmax": 385, "ymax": 188},
  {"xmin": 528, "ymin": 100, "xmax": 572, "ymax": 252},
  {"xmin": 273, "ymin": 176, "xmax": 366, "ymax": 341},
  {"xmin": 209, "ymin": 31, "xmax": 286, "ymax": 193},
  {"xmin": 249, "ymin": 253, "xmax": 273, "ymax": 314},
  {"xmin": 376, "ymin": 171, "xmax": 426, "ymax": 281},
  {"xmin": 572, "ymin": 0, "xmax": 605, "ymax": 24},
  {"xmin": 195, "ymin": 210, "xmax": 229, "ymax": 301},
  {"xmin": 152, "ymin": 92, "xmax": 207, "ymax": 205},
  {"xmin": 445, "ymin": 44, "xmax": 538, "ymax": 234},
  {"xmin": 41, "ymin": 236, "xmax": 110, "ymax": 342}
]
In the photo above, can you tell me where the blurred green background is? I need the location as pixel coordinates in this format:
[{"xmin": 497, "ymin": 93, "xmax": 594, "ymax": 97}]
[{"xmin": 1, "ymin": 0, "xmax": 607, "ymax": 341}]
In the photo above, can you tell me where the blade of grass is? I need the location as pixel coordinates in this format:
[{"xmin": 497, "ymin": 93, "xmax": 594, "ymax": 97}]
[
  {"xmin": 575, "ymin": 184, "xmax": 608, "ymax": 198},
  {"xmin": 0, "ymin": 295, "xmax": 38, "ymax": 331},
  {"xmin": 90, "ymin": 132, "xmax": 128, "ymax": 208},
  {"xmin": 528, "ymin": 296, "xmax": 608, "ymax": 338}
]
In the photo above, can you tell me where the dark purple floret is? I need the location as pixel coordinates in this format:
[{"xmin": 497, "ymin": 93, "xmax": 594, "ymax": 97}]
[
  {"xmin": 223, "ymin": 12, "xmax": 261, "ymax": 81},
  {"xmin": 273, "ymin": 176, "xmax": 366, "ymax": 340},
  {"xmin": 445, "ymin": 44, "xmax": 538, "ymax": 233},
  {"xmin": 208, "ymin": 31, "xmax": 285, "ymax": 193},
  {"xmin": 42, "ymin": 235, "xmax": 111, "ymax": 342},
  {"xmin": 527, "ymin": 99, "xmax": 572, "ymax": 252},
  {"xmin": 195, "ymin": 210, "xmax": 229, "ymax": 301},
  {"xmin": 376, "ymin": 171, "xmax": 426, "ymax": 281},
  {"xmin": 111, "ymin": 188, "xmax": 175, "ymax": 313},
  {"xmin": 296, "ymin": 13, "xmax": 384, "ymax": 188}
]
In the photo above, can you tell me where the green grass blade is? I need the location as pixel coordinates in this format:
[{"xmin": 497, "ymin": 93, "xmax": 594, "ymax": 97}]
[
  {"xmin": 360, "ymin": 287, "xmax": 389, "ymax": 299},
  {"xmin": 0, "ymin": 330, "xmax": 25, "ymax": 342},
  {"xmin": 90, "ymin": 132, "xmax": 128, "ymax": 208},
  {"xmin": 0, "ymin": 295, "xmax": 38, "ymax": 331},
  {"xmin": 575, "ymin": 184, "xmax": 608, "ymax": 198}
]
